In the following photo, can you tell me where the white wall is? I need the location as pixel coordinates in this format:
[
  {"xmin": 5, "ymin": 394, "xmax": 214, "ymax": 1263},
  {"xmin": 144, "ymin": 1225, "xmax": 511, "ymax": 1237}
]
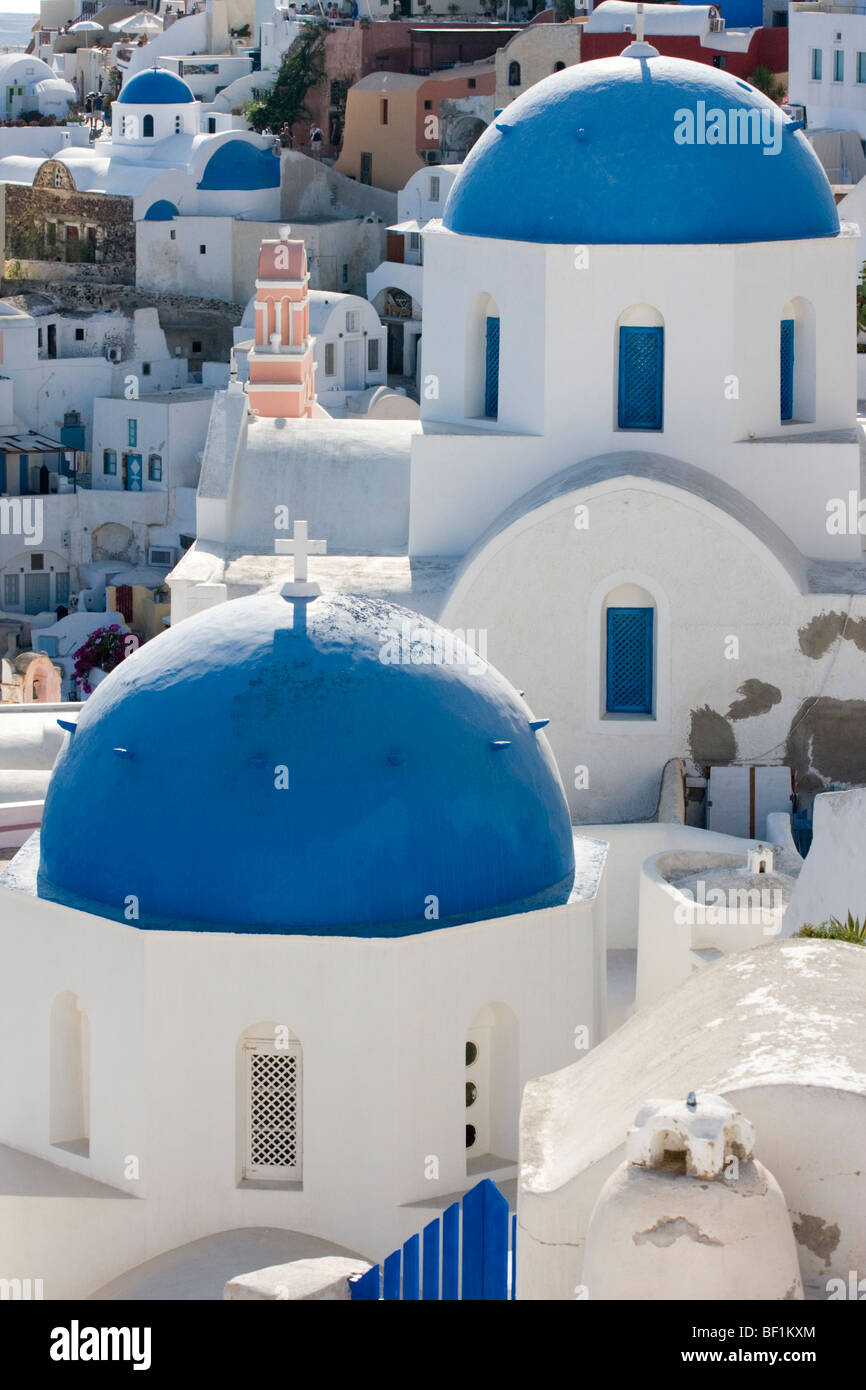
[
  {"xmin": 0, "ymin": 879, "xmax": 602, "ymax": 1295},
  {"xmin": 784, "ymin": 785, "xmax": 866, "ymax": 933},
  {"xmin": 414, "ymin": 230, "xmax": 860, "ymax": 561},
  {"xmin": 439, "ymin": 478, "xmax": 866, "ymax": 824},
  {"xmin": 397, "ymin": 165, "xmax": 460, "ymax": 226},
  {"xmin": 91, "ymin": 394, "xmax": 212, "ymax": 493},
  {"xmin": 790, "ymin": 10, "xmax": 866, "ymax": 140}
]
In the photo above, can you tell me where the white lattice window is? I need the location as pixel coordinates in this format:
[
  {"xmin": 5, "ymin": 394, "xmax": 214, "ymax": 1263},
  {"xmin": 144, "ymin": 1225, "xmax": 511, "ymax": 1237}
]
[{"xmin": 242, "ymin": 1039, "xmax": 302, "ymax": 1181}]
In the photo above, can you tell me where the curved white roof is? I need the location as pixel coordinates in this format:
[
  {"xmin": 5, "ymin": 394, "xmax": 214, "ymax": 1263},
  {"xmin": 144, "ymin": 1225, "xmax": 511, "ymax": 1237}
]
[
  {"xmin": 0, "ymin": 53, "xmax": 55, "ymax": 82},
  {"xmin": 585, "ymin": 0, "xmax": 718, "ymax": 34}
]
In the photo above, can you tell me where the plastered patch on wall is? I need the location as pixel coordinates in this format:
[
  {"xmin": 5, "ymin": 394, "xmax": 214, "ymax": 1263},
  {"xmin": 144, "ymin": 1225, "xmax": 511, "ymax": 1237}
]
[
  {"xmin": 726, "ymin": 679, "xmax": 782, "ymax": 722},
  {"xmin": 798, "ymin": 611, "xmax": 866, "ymax": 659},
  {"xmin": 792, "ymin": 1212, "xmax": 840, "ymax": 1265},
  {"xmin": 689, "ymin": 706, "xmax": 736, "ymax": 765},
  {"xmin": 786, "ymin": 696, "xmax": 866, "ymax": 793}
]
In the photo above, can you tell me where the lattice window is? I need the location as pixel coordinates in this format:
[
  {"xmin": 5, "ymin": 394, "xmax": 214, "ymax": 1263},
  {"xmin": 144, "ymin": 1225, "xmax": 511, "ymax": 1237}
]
[
  {"xmin": 243, "ymin": 1041, "xmax": 302, "ymax": 1181},
  {"xmin": 780, "ymin": 318, "xmax": 795, "ymax": 421},
  {"xmin": 484, "ymin": 316, "xmax": 500, "ymax": 419},
  {"xmin": 606, "ymin": 607, "xmax": 654, "ymax": 715},
  {"xmin": 618, "ymin": 325, "xmax": 664, "ymax": 431}
]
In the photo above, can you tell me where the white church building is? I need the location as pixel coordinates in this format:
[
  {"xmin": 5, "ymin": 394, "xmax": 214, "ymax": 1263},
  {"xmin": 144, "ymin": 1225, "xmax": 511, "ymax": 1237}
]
[
  {"xmin": 3, "ymin": 37, "xmax": 866, "ymax": 1303},
  {"xmin": 173, "ymin": 42, "xmax": 866, "ymax": 828},
  {"xmin": 0, "ymin": 67, "xmax": 280, "ymax": 226}
]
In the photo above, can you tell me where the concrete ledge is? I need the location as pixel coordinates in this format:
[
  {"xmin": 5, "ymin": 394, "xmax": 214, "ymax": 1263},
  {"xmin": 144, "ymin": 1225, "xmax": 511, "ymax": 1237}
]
[{"xmin": 224, "ymin": 1255, "xmax": 372, "ymax": 1301}]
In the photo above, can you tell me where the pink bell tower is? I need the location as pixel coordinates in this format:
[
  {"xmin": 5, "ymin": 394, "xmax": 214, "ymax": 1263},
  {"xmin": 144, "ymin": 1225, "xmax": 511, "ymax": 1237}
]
[{"xmin": 247, "ymin": 230, "xmax": 315, "ymax": 419}]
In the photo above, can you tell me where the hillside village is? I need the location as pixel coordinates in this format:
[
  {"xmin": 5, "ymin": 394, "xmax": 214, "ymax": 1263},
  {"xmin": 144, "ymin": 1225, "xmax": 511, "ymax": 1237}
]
[{"xmin": 0, "ymin": 0, "xmax": 864, "ymax": 1339}]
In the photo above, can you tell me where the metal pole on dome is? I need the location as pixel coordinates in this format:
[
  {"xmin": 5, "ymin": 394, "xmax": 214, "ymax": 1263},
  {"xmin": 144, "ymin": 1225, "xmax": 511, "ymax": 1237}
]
[{"xmin": 636, "ymin": 1, "xmax": 644, "ymax": 44}]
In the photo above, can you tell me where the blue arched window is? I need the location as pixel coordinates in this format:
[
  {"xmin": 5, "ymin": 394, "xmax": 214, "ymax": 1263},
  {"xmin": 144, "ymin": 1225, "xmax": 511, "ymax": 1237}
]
[
  {"xmin": 484, "ymin": 315, "xmax": 500, "ymax": 419},
  {"xmin": 508, "ymin": 62, "xmax": 521, "ymax": 87},
  {"xmin": 606, "ymin": 607, "xmax": 654, "ymax": 715},
  {"xmin": 617, "ymin": 322, "xmax": 664, "ymax": 431},
  {"xmin": 780, "ymin": 318, "xmax": 794, "ymax": 421},
  {"xmin": 143, "ymin": 114, "xmax": 154, "ymax": 138}
]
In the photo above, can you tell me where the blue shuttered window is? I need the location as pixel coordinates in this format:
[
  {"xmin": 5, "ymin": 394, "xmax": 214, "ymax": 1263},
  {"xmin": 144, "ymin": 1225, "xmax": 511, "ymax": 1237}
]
[
  {"xmin": 606, "ymin": 607, "xmax": 654, "ymax": 715},
  {"xmin": 0, "ymin": 455, "xmax": 6, "ymax": 492},
  {"xmin": 484, "ymin": 316, "xmax": 500, "ymax": 419},
  {"xmin": 780, "ymin": 318, "xmax": 794, "ymax": 421},
  {"xmin": 19, "ymin": 454, "xmax": 28, "ymax": 492},
  {"xmin": 618, "ymin": 325, "xmax": 663, "ymax": 431}
]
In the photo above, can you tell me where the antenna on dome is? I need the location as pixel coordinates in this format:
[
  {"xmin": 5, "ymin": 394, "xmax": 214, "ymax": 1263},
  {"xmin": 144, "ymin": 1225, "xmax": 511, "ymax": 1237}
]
[{"xmin": 636, "ymin": 1, "xmax": 645, "ymax": 43}]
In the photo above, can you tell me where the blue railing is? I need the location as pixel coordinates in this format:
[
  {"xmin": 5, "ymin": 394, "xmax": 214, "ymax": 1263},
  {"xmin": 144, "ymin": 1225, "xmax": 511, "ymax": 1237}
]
[{"xmin": 350, "ymin": 1177, "xmax": 517, "ymax": 1301}]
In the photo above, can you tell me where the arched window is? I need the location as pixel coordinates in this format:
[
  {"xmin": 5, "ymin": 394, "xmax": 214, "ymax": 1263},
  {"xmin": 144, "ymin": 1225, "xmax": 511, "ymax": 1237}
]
[
  {"xmin": 50, "ymin": 991, "xmax": 90, "ymax": 1156},
  {"xmin": 780, "ymin": 297, "xmax": 816, "ymax": 424},
  {"xmin": 147, "ymin": 453, "xmax": 162, "ymax": 482},
  {"xmin": 603, "ymin": 583, "xmax": 655, "ymax": 717},
  {"xmin": 465, "ymin": 1004, "xmax": 518, "ymax": 1171},
  {"xmin": 615, "ymin": 304, "xmax": 664, "ymax": 431},
  {"xmin": 508, "ymin": 61, "xmax": 521, "ymax": 87},
  {"xmin": 464, "ymin": 291, "xmax": 500, "ymax": 420},
  {"xmin": 553, "ymin": 61, "xmax": 566, "ymax": 72},
  {"xmin": 142, "ymin": 113, "xmax": 154, "ymax": 138},
  {"xmin": 239, "ymin": 1022, "xmax": 302, "ymax": 1183}
]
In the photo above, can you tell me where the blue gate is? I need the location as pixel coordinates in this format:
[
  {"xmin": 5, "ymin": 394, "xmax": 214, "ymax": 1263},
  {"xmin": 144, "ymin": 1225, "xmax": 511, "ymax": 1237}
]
[{"xmin": 349, "ymin": 1178, "xmax": 516, "ymax": 1301}]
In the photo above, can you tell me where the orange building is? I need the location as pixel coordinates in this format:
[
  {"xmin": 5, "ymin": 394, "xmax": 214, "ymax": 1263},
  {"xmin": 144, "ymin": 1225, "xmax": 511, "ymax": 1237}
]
[
  {"xmin": 335, "ymin": 61, "xmax": 495, "ymax": 193},
  {"xmin": 247, "ymin": 234, "xmax": 316, "ymax": 420}
]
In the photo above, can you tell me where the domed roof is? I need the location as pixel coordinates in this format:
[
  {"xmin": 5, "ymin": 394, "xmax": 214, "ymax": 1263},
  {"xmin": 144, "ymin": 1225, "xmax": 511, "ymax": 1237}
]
[
  {"xmin": 117, "ymin": 67, "xmax": 194, "ymax": 105},
  {"xmin": 39, "ymin": 592, "xmax": 575, "ymax": 935},
  {"xmin": 443, "ymin": 50, "xmax": 839, "ymax": 245}
]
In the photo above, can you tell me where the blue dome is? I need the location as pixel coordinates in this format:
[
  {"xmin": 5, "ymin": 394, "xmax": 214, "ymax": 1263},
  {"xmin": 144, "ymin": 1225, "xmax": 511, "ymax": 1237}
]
[
  {"xmin": 197, "ymin": 140, "xmax": 280, "ymax": 191},
  {"xmin": 443, "ymin": 52, "xmax": 839, "ymax": 245},
  {"xmin": 38, "ymin": 593, "xmax": 575, "ymax": 935},
  {"xmin": 117, "ymin": 67, "xmax": 194, "ymax": 105},
  {"xmin": 143, "ymin": 198, "xmax": 179, "ymax": 221}
]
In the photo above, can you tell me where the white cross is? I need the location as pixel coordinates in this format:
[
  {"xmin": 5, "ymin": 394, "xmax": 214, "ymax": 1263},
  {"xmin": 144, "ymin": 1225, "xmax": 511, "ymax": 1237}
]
[
  {"xmin": 275, "ymin": 519, "xmax": 327, "ymax": 606},
  {"xmin": 275, "ymin": 519, "xmax": 326, "ymax": 584},
  {"xmin": 636, "ymin": 1, "xmax": 644, "ymax": 43}
]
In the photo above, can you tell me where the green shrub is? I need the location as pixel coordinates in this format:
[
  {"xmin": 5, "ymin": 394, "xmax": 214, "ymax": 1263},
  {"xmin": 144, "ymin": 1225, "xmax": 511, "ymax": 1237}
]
[
  {"xmin": 243, "ymin": 21, "xmax": 328, "ymax": 133},
  {"xmin": 795, "ymin": 912, "xmax": 866, "ymax": 944}
]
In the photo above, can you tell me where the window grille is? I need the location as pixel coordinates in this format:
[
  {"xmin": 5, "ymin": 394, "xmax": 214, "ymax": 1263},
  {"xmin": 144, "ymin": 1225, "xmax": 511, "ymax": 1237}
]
[
  {"xmin": 606, "ymin": 607, "xmax": 654, "ymax": 715},
  {"xmin": 243, "ymin": 1042, "xmax": 302, "ymax": 1180},
  {"xmin": 618, "ymin": 325, "xmax": 664, "ymax": 431},
  {"xmin": 780, "ymin": 318, "xmax": 794, "ymax": 421},
  {"xmin": 484, "ymin": 316, "xmax": 500, "ymax": 418}
]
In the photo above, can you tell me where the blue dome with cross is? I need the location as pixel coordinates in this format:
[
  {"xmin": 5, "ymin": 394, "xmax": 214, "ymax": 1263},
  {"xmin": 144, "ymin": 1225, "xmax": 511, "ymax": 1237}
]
[
  {"xmin": 443, "ymin": 48, "xmax": 839, "ymax": 245},
  {"xmin": 117, "ymin": 67, "xmax": 194, "ymax": 105},
  {"xmin": 38, "ymin": 558, "xmax": 574, "ymax": 936}
]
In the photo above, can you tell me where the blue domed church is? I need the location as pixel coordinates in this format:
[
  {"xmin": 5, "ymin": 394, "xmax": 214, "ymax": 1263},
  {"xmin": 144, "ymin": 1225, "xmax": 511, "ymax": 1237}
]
[
  {"xmin": 0, "ymin": 65, "xmax": 280, "ymax": 240},
  {"xmin": 176, "ymin": 38, "xmax": 866, "ymax": 836},
  {"xmin": 0, "ymin": 556, "xmax": 604, "ymax": 1295}
]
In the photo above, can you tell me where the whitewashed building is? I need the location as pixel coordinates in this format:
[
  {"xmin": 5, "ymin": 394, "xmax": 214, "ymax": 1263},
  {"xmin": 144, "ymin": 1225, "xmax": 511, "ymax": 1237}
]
[
  {"xmin": 233, "ymin": 289, "xmax": 387, "ymax": 408},
  {"xmin": 174, "ymin": 47, "xmax": 866, "ymax": 828},
  {"xmin": 366, "ymin": 165, "xmax": 460, "ymax": 379}
]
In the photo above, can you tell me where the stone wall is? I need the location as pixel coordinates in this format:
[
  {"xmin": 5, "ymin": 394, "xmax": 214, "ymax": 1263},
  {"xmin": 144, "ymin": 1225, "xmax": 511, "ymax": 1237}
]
[{"xmin": 3, "ymin": 183, "xmax": 135, "ymax": 277}]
